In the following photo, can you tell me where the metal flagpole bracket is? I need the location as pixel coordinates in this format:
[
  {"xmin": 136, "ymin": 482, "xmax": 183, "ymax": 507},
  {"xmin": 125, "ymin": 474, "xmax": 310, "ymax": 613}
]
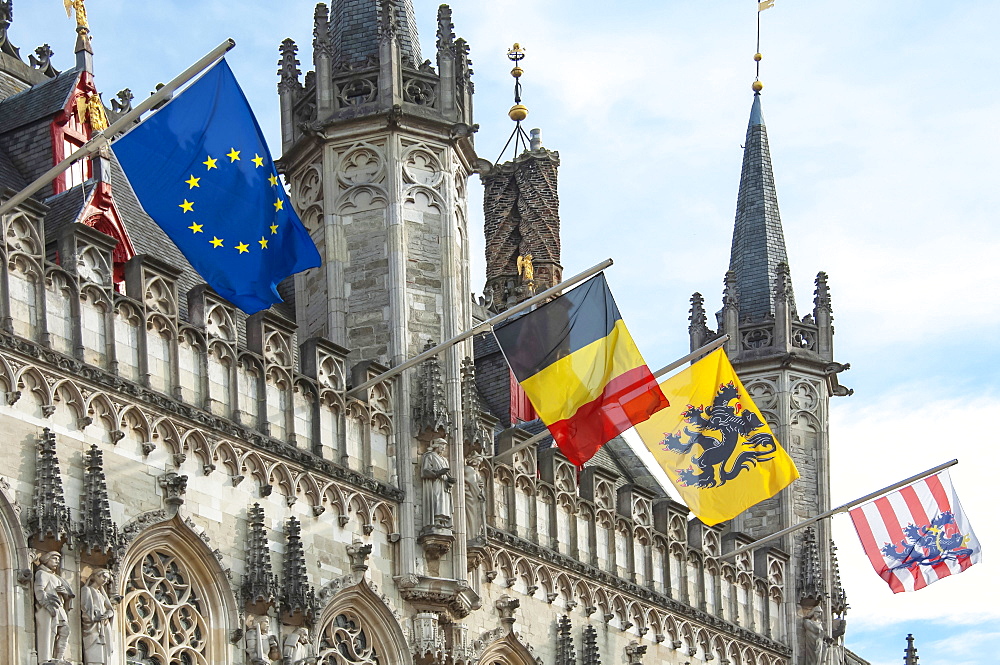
[
  {"xmin": 491, "ymin": 334, "xmax": 731, "ymax": 462},
  {"xmin": 0, "ymin": 39, "xmax": 236, "ymax": 219},
  {"xmin": 344, "ymin": 258, "xmax": 614, "ymax": 401},
  {"xmin": 720, "ymin": 458, "xmax": 960, "ymax": 560}
]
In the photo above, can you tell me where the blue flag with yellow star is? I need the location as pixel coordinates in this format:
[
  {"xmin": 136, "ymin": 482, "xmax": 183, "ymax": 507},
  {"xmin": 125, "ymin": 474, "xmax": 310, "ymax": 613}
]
[{"xmin": 113, "ymin": 59, "xmax": 320, "ymax": 314}]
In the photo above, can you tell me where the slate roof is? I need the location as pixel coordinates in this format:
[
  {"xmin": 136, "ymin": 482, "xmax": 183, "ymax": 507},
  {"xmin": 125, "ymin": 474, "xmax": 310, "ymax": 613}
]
[
  {"xmin": 42, "ymin": 182, "xmax": 93, "ymax": 237},
  {"xmin": 0, "ymin": 144, "xmax": 25, "ymax": 191},
  {"xmin": 0, "ymin": 67, "xmax": 80, "ymax": 135},
  {"xmin": 728, "ymin": 92, "xmax": 797, "ymax": 320}
]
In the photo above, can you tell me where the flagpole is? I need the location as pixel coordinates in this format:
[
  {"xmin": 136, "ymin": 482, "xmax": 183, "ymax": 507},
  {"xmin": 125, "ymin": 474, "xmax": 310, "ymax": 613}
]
[
  {"xmin": 720, "ymin": 458, "xmax": 959, "ymax": 560},
  {"xmin": 0, "ymin": 38, "xmax": 236, "ymax": 218},
  {"xmin": 344, "ymin": 258, "xmax": 614, "ymax": 400},
  {"xmin": 491, "ymin": 334, "xmax": 731, "ymax": 462}
]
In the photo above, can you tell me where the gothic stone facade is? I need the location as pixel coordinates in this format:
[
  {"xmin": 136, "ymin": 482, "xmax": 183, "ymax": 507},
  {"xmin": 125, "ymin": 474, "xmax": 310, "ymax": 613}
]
[{"xmin": 0, "ymin": 2, "xmax": 861, "ymax": 665}]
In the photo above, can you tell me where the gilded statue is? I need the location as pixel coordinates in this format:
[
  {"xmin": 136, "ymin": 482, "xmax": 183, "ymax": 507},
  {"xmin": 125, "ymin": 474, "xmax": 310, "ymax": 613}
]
[
  {"xmin": 64, "ymin": 0, "xmax": 89, "ymax": 30},
  {"xmin": 516, "ymin": 254, "xmax": 534, "ymax": 283}
]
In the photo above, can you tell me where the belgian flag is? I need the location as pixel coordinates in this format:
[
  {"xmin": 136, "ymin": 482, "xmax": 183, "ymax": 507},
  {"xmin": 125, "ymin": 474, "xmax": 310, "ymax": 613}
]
[{"xmin": 494, "ymin": 274, "xmax": 668, "ymax": 466}]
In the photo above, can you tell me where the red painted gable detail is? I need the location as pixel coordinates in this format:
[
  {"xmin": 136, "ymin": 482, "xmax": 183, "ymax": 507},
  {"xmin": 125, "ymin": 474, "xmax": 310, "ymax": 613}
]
[
  {"xmin": 82, "ymin": 182, "xmax": 136, "ymax": 285},
  {"xmin": 50, "ymin": 72, "xmax": 92, "ymax": 195},
  {"xmin": 50, "ymin": 72, "xmax": 136, "ymax": 285}
]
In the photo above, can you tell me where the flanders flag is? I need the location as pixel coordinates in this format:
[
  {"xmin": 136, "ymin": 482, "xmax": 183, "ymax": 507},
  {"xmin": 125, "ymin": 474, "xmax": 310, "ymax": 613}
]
[
  {"xmin": 634, "ymin": 349, "xmax": 798, "ymax": 525},
  {"xmin": 493, "ymin": 274, "xmax": 668, "ymax": 466}
]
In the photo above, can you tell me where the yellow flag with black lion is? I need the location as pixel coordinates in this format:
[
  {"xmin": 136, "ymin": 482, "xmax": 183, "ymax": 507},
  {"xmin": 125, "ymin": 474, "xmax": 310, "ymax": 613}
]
[{"xmin": 634, "ymin": 348, "xmax": 798, "ymax": 526}]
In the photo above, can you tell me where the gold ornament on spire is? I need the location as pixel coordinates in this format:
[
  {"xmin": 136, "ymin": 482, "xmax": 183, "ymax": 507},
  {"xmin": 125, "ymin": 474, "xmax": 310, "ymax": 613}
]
[
  {"xmin": 64, "ymin": 0, "xmax": 89, "ymax": 30},
  {"xmin": 507, "ymin": 42, "xmax": 528, "ymax": 122}
]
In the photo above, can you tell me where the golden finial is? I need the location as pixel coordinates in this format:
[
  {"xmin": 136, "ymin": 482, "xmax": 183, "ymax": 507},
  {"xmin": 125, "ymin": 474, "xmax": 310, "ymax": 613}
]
[
  {"xmin": 64, "ymin": 0, "xmax": 89, "ymax": 31},
  {"xmin": 752, "ymin": 81, "xmax": 763, "ymax": 92},
  {"xmin": 754, "ymin": 53, "xmax": 762, "ymax": 62},
  {"xmin": 506, "ymin": 42, "xmax": 528, "ymax": 122}
]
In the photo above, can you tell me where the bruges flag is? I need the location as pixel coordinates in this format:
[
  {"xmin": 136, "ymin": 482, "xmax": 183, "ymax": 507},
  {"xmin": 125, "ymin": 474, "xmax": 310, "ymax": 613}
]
[{"xmin": 493, "ymin": 273, "xmax": 668, "ymax": 466}]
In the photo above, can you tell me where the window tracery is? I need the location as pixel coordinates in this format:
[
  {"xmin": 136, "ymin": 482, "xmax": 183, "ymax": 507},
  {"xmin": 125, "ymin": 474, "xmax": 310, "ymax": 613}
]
[
  {"xmin": 123, "ymin": 549, "xmax": 209, "ymax": 665},
  {"xmin": 318, "ymin": 612, "xmax": 381, "ymax": 665}
]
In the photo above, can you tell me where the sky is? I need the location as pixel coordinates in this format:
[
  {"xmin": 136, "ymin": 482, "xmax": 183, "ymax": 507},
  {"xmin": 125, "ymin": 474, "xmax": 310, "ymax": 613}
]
[{"xmin": 11, "ymin": 1, "xmax": 1000, "ymax": 664}]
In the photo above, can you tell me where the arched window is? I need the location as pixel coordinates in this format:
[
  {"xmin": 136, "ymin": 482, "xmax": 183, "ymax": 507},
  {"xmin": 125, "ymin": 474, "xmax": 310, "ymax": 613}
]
[
  {"xmin": 119, "ymin": 515, "xmax": 238, "ymax": 665},
  {"xmin": 315, "ymin": 582, "xmax": 409, "ymax": 665},
  {"xmin": 122, "ymin": 548, "xmax": 209, "ymax": 664}
]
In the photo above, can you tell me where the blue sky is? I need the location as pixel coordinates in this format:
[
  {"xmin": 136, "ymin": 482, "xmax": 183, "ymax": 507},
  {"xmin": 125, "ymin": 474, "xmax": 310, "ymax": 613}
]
[{"xmin": 12, "ymin": 2, "xmax": 1000, "ymax": 663}]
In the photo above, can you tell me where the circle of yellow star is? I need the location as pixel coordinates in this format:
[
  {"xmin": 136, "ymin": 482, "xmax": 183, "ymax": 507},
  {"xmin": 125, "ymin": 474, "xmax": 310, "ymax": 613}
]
[
  {"xmin": 188, "ymin": 222, "xmax": 204, "ymax": 234},
  {"xmin": 203, "ymin": 156, "xmax": 218, "ymax": 170},
  {"xmin": 252, "ymin": 154, "xmax": 265, "ymax": 168},
  {"xmin": 185, "ymin": 175, "xmax": 201, "ymax": 188},
  {"xmin": 258, "ymin": 237, "xmax": 269, "ymax": 249},
  {"xmin": 227, "ymin": 148, "xmax": 241, "ymax": 162},
  {"xmin": 210, "ymin": 237, "xmax": 224, "ymax": 248},
  {"xmin": 179, "ymin": 200, "xmax": 194, "ymax": 213},
  {"xmin": 273, "ymin": 198, "xmax": 284, "ymax": 211},
  {"xmin": 268, "ymin": 174, "xmax": 279, "ymax": 187},
  {"xmin": 235, "ymin": 242, "xmax": 250, "ymax": 254},
  {"xmin": 270, "ymin": 224, "xmax": 279, "ymax": 235}
]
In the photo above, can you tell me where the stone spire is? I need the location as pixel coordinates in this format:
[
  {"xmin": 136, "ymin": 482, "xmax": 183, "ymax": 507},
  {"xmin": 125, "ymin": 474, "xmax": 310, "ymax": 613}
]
[
  {"xmin": 904, "ymin": 634, "xmax": 920, "ymax": 665},
  {"xmin": 796, "ymin": 526, "xmax": 825, "ymax": 606},
  {"xmin": 77, "ymin": 445, "xmax": 123, "ymax": 566},
  {"xmin": 27, "ymin": 429, "xmax": 72, "ymax": 552},
  {"xmin": 555, "ymin": 615, "xmax": 576, "ymax": 665},
  {"xmin": 242, "ymin": 503, "xmax": 279, "ymax": 615},
  {"xmin": 728, "ymin": 93, "xmax": 795, "ymax": 321},
  {"xmin": 581, "ymin": 624, "xmax": 601, "ymax": 665},
  {"xmin": 414, "ymin": 340, "xmax": 450, "ymax": 437},
  {"xmin": 280, "ymin": 516, "xmax": 317, "ymax": 626}
]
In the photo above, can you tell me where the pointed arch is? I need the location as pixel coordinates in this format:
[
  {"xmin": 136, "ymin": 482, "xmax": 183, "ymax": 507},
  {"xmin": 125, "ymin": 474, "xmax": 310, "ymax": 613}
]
[
  {"xmin": 478, "ymin": 631, "xmax": 539, "ymax": 665},
  {"xmin": 314, "ymin": 580, "xmax": 410, "ymax": 665},
  {"xmin": 0, "ymin": 478, "xmax": 31, "ymax": 662},
  {"xmin": 117, "ymin": 513, "xmax": 238, "ymax": 664}
]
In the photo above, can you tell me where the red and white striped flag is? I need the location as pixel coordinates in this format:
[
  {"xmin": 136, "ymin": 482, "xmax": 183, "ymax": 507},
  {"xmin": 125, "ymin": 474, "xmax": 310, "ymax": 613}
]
[{"xmin": 850, "ymin": 470, "xmax": 980, "ymax": 593}]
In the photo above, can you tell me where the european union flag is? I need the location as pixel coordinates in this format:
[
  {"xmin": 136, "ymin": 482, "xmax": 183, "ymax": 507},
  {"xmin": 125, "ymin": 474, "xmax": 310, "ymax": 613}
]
[{"xmin": 113, "ymin": 59, "xmax": 321, "ymax": 314}]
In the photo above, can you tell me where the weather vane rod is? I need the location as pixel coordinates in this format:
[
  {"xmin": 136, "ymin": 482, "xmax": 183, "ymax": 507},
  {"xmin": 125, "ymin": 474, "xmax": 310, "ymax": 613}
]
[{"xmin": 495, "ymin": 42, "xmax": 533, "ymax": 164}]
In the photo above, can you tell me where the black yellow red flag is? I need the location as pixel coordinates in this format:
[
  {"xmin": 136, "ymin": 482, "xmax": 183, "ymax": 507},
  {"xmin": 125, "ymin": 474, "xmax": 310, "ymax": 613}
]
[
  {"xmin": 634, "ymin": 348, "xmax": 798, "ymax": 525},
  {"xmin": 493, "ymin": 274, "xmax": 668, "ymax": 466}
]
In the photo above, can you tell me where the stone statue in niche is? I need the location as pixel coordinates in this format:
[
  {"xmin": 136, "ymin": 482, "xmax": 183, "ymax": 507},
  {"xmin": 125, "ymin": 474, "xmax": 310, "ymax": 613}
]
[
  {"xmin": 81, "ymin": 568, "xmax": 115, "ymax": 664},
  {"xmin": 34, "ymin": 550, "xmax": 74, "ymax": 664},
  {"xmin": 245, "ymin": 614, "xmax": 280, "ymax": 665},
  {"xmin": 283, "ymin": 626, "xmax": 317, "ymax": 665},
  {"xmin": 421, "ymin": 438, "xmax": 454, "ymax": 529},
  {"xmin": 464, "ymin": 455, "xmax": 486, "ymax": 542},
  {"xmin": 802, "ymin": 605, "xmax": 831, "ymax": 665}
]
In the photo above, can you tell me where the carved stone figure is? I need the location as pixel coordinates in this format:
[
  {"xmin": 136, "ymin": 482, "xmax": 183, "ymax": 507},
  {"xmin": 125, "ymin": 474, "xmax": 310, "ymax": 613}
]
[
  {"xmin": 245, "ymin": 614, "xmax": 280, "ymax": 664},
  {"xmin": 421, "ymin": 438, "xmax": 454, "ymax": 529},
  {"xmin": 802, "ymin": 605, "xmax": 829, "ymax": 665},
  {"xmin": 464, "ymin": 457, "xmax": 486, "ymax": 541},
  {"xmin": 81, "ymin": 568, "xmax": 115, "ymax": 664},
  {"xmin": 283, "ymin": 626, "xmax": 317, "ymax": 665},
  {"xmin": 34, "ymin": 551, "xmax": 74, "ymax": 664}
]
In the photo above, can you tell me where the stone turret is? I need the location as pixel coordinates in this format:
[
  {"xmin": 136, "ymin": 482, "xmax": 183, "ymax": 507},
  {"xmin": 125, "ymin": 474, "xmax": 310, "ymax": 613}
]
[
  {"xmin": 278, "ymin": 0, "xmax": 481, "ymax": 619},
  {"xmin": 694, "ymin": 91, "xmax": 853, "ymax": 663}
]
